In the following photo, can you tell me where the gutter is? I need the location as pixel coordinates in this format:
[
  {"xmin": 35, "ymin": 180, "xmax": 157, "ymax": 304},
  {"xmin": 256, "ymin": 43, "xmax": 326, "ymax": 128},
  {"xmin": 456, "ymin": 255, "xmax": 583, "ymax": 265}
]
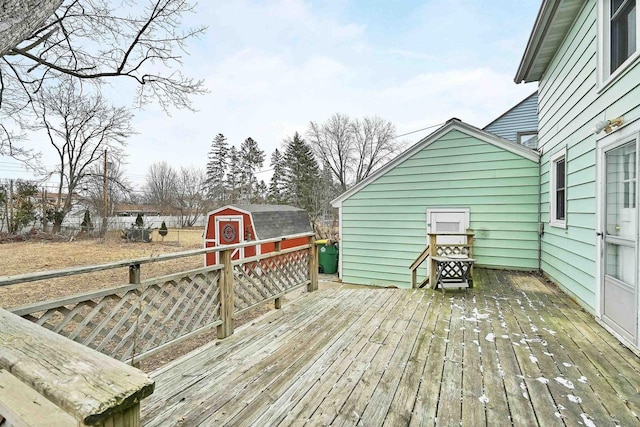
[{"xmin": 514, "ymin": 0, "xmax": 561, "ymax": 83}]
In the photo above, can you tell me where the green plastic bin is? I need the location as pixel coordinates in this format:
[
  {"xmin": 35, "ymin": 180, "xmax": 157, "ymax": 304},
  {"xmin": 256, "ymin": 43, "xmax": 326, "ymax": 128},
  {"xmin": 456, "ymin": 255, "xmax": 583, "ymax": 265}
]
[{"xmin": 317, "ymin": 242, "xmax": 338, "ymax": 274}]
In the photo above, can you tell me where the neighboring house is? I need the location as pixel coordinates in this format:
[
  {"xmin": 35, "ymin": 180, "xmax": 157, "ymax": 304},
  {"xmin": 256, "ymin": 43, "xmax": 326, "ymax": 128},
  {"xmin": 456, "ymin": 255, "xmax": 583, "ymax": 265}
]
[
  {"xmin": 114, "ymin": 204, "xmax": 161, "ymax": 217},
  {"xmin": 515, "ymin": 0, "xmax": 640, "ymax": 349},
  {"xmin": 484, "ymin": 91, "xmax": 539, "ymax": 148},
  {"xmin": 331, "ymin": 118, "xmax": 540, "ymax": 287}
]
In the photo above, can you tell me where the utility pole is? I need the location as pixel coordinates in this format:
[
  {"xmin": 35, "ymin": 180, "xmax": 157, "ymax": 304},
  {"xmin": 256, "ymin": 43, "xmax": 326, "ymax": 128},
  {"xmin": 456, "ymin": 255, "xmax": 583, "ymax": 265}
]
[
  {"xmin": 102, "ymin": 149, "xmax": 108, "ymax": 236},
  {"xmin": 8, "ymin": 179, "xmax": 13, "ymax": 233},
  {"xmin": 41, "ymin": 187, "xmax": 46, "ymax": 230}
]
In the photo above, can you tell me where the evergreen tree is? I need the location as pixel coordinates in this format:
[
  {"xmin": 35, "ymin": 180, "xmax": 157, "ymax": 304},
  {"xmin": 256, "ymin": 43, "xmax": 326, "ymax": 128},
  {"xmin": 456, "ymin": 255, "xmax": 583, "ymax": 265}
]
[
  {"xmin": 254, "ymin": 180, "xmax": 268, "ymax": 203},
  {"xmin": 225, "ymin": 146, "xmax": 242, "ymax": 203},
  {"xmin": 239, "ymin": 137, "xmax": 265, "ymax": 202},
  {"xmin": 283, "ymin": 132, "xmax": 320, "ymax": 214},
  {"xmin": 268, "ymin": 148, "xmax": 286, "ymax": 203},
  {"xmin": 205, "ymin": 133, "xmax": 229, "ymax": 204}
]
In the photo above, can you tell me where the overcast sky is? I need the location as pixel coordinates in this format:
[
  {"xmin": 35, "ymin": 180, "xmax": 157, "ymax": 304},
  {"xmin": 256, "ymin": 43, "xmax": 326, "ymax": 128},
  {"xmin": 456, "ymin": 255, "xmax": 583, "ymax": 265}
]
[{"xmin": 1, "ymin": 0, "xmax": 541, "ymax": 191}]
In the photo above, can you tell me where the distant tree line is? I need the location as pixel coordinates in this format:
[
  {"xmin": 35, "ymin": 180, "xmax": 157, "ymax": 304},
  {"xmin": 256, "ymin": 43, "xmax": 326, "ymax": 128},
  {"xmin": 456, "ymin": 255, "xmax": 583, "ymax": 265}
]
[{"xmin": 140, "ymin": 113, "xmax": 399, "ymax": 225}]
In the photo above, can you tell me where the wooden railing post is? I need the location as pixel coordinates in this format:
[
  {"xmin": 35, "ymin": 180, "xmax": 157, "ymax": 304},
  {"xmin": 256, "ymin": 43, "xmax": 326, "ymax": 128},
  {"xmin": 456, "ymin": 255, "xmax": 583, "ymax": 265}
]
[
  {"xmin": 129, "ymin": 263, "xmax": 141, "ymax": 284},
  {"xmin": 307, "ymin": 236, "xmax": 318, "ymax": 292},
  {"xmin": 274, "ymin": 240, "xmax": 282, "ymax": 309},
  {"xmin": 467, "ymin": 229, "xmax": 475, "ymax": 279},
  {"xmin": 217, "ymin": 248, "xmax": 234, "ymax": 339},
  {"xmin": 428, "ymin": 233, "xmax": 437, "ymax": 289}
]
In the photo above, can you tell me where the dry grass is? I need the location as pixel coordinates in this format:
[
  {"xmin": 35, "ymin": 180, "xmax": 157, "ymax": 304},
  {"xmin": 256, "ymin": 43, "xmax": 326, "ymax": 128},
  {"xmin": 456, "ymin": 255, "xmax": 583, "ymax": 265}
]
[
  {"xmin": 0, "ymin": 228, "xmax": 277, "ymax": 372},
  {"xmin": 0, "ymin": 231, "xmax": 204, "ymax": 309}
]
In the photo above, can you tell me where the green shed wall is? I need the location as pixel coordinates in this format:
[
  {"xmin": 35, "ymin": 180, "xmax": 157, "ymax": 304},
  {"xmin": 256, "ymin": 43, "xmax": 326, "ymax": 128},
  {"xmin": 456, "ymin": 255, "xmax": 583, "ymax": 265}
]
[
  {"xmin": 341, "ymin": 129, "xmax": 540, "ymax": 288},
  {"xmin": 536, "ymin": 1, "xmax": 640, "ymax": 311}
]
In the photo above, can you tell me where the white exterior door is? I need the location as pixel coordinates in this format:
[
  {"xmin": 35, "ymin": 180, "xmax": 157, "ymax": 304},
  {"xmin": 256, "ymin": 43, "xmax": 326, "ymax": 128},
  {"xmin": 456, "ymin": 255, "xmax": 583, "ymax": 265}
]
[
  {"xmin": 427, "ymin": 209, "xmax": 470, "ymax": 244},
  {"xmin": 215, "ymin": 216, "xmax": 244, "ymax": 263},
  {"xmin": 601, "ymin": 140, "xmax": 638, "ymax": 343}
]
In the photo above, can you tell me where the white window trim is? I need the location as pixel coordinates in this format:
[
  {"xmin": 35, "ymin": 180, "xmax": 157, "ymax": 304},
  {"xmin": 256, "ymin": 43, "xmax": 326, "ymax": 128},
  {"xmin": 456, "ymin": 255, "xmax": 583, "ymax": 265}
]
[
  {"xmin": 597, "ymin": 0, "xmax": 640, "ymax": 91},
  {"xmin": 517, "ymin": 131, "xmax": 538, "ymax": 146},
  {"xmin": 594, "ymin": 121, "xmax": 640, "ymax": 319},
  {"xmin": 549, "ymin": 148, "xmax": 567, "ymax": 229}
]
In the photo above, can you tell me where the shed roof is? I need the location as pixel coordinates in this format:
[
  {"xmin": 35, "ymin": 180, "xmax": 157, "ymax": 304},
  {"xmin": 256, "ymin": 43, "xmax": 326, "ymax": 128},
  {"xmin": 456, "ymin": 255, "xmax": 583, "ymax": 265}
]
[
  {"xmin": 514, "ymin": 0, "xmax": 587, "ymax": 83},
  {"xmin": 221, "ymin": 204, "xmax": 313, "ymax": 240},
  {"xmin": 331, "ymin": 118, "xmax": 540, "ymax": 207}
]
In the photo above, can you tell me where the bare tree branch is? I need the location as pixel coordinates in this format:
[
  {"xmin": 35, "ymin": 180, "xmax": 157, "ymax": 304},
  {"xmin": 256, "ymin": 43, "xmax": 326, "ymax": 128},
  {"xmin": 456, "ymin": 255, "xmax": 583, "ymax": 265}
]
[
  {"xmin": 32, "ymin": 78, "xmax": 134, "ymax": 232},
  {"xmin": 1, "ymin": 0, "xmax": 207, "ymax": 158}
]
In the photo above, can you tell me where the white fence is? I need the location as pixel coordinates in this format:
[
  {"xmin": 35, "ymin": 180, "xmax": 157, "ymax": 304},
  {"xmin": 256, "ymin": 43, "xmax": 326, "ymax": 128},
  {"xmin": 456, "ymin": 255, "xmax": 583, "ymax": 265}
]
[{"xmin": 62, "ymin": 215, "xmax": 207, "ymax": 231}]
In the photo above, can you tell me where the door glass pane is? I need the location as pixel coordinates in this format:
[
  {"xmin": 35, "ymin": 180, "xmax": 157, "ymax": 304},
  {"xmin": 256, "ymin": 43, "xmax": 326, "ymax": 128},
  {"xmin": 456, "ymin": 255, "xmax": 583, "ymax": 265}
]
[
  {"xmin": 606, "ymin": 242, "xmax": 636, "ymax": 283},
  {"xmin": 436, "ymin": 221, "xmax": 461, "ymax": 232},
  {"xmin": 606, "ymin": 142, "xmax": 637, "ymax": 238}
]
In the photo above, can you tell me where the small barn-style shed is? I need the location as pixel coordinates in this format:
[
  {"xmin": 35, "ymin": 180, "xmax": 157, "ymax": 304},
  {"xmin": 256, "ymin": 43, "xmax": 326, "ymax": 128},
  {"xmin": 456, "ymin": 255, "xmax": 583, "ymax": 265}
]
[
  {"xmin": 204, "ymin": 205, "xmax": 313, "ymax": 265},
  {"xmin": 331, "ymin": 118, "xmax": 541, "ymax": 288}
]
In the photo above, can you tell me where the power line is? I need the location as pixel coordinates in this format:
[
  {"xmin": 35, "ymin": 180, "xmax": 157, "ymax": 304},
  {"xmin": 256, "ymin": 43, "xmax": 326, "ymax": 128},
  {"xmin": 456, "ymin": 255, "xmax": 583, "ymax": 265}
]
[{"xmin": 394, "ymin": 122, "xmax": 444, "ymax": 139}]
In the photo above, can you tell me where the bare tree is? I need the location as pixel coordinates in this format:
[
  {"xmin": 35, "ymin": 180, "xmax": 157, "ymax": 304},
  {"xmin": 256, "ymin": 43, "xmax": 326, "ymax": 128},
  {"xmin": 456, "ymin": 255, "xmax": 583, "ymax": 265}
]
[
  {"xmin": 352, "ymin": 116, "xmax": 397, "ymax": 183},
  {"xmin": 1, "ymin": 0, "xmax": 206, "ymax": 157},
  {"xmin": 176, "ymin": 166, "xmax": 205, "ymax": 227},
  {"xmin": 307, "ymin": 114, "xmax": 399, "ymax": 192},
  {"xmin": 35, "ymin": 79, "xmax": 133, "ymax": 232},
  {"xmin": 143, "ymin": 161, "xmax": 178, "ymax": 212},
  {"xmin": 81, "ymin": 160, "xmax": 133, "ymax": 221},
  {"xmin": 0, "ymin": 0, "xmax": 63, "ymax": 56},
  {"xmin": 307, "ymin": 113, "xmax": 352, "ymax": 192}
]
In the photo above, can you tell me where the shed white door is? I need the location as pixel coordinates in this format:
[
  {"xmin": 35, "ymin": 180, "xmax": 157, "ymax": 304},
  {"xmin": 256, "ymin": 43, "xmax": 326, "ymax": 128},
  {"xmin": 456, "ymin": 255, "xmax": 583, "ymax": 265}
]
[
  {"xmin": 215, "ymin": 216, "xmax": 244, "ymax": 263},
  {"xmin": 601, "ymin": 141, "xmax": 638, "ymax": 342},
  {"xmin": 427, "ymin": 209, "xmax": 470, "ymax": 244}
]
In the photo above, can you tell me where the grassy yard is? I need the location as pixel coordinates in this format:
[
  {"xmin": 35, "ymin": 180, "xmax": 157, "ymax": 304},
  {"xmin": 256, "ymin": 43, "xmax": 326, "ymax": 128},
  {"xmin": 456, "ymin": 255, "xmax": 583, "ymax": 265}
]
[{"xmin": 0, "ymin": 228, "xmax": 278, "ymax": 371}]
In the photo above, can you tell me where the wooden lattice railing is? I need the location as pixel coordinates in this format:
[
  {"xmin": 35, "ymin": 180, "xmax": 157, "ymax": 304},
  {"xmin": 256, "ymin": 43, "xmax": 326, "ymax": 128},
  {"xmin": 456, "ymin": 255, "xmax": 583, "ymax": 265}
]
[
  {"xmin": 234, "ymin": 247, "xmax": 310, "ymax": 315},
  {"xmin": 0, "ymin": 233, "xmax": 316, "ymax": 426},
  {"xmin": 11, "ymin": 267, "xmax": 223, "ymax": 364},
  {"xmin": 410, "ymin": 231, "xmax": 474, "ymax": 288},
  {"xmin": 3, "ymin": 233, "xmax": 315, "ymax": 363}
]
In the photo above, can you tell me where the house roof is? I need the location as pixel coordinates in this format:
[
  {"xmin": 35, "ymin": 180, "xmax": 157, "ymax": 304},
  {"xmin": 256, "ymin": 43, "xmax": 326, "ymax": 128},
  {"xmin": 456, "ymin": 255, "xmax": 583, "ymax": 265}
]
[
  {"xmin": 331, "ymin": 118, "xmax": 540, "ymax": 207},
  {"xmin": 515, "ymin": 0, "xmax": 587, "ymax": 83}
]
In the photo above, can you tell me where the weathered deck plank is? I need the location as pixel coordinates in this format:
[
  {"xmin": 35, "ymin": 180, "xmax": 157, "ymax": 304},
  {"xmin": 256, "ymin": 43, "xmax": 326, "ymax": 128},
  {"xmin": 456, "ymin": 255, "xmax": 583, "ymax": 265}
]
[{"xmin": 142, "ymin": 269, "xmax": 640, "ymax": 426}]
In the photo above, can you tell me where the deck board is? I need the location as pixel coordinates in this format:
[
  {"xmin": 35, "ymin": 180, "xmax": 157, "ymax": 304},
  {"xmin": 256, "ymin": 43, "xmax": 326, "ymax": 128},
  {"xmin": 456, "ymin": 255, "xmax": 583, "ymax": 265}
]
[{"xmin": 142, "ymin": 269, "xmax": 640, "ymax": 426}]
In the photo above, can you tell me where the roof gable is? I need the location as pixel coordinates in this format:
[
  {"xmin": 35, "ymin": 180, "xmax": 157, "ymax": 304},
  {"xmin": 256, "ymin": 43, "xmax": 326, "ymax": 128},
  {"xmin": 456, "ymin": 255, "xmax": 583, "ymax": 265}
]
[
  {"xmin": 331, "ymin": 119, "xmax": 540, "ymax": 207},
  {"xmin": 515, "ymin": 0, "xmax": 587, "ymax": 83},
  {"xmin": 483, "ymin": 92, "xmax": 538, "ymax": 141}
]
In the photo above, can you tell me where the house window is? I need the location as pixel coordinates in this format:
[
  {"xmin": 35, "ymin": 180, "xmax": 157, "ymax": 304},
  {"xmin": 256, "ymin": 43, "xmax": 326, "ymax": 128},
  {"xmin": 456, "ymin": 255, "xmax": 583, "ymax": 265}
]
[
  {"xmin": 599, "ymin": 0, "xmax": 639, "ymax": 83},
  {"xmin": 611, "ymin": 0, "xmax": 637, "ymax": 73},
  {"xmin": 517, "ymin": 131, "xmax": 538, "ymax": 148},
  {"xmin": 550, "ymin": 149, "xmax": 567, "ymax": 228}
]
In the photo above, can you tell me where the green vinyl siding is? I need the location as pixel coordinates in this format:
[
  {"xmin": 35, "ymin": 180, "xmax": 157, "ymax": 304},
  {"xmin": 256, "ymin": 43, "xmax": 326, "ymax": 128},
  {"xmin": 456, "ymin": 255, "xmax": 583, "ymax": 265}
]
[
  {"xmin": 536, "ymin": 1, "xmax": 640, "ymax": 311},
  {"xmin": 340, "ymin": 129, "xmax": 539, "ymax": 288}
]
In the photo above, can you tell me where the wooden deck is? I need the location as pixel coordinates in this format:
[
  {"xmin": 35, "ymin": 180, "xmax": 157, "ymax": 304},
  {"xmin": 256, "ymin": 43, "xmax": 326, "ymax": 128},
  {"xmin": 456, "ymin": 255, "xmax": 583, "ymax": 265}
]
[{"xmin": 142, "ymin": 269, "xmax": 640, "ymax": 426}]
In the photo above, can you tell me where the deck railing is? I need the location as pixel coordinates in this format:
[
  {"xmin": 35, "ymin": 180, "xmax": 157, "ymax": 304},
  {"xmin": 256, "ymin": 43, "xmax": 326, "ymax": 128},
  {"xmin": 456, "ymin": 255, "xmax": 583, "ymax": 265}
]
[
  {"xmin": 0, "ymin": 233, "xmax": 316, "ymax": 426},
  {"xmin": 410, "ymin": 231, "xmax": 474, "ymax": 288}
]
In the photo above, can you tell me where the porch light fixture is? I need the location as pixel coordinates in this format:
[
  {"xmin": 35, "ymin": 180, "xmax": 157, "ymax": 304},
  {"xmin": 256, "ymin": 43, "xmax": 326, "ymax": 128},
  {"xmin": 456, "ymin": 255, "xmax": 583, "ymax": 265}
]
[{"xmin": 593, "ymin": 116, "xmax": 624, "ymax": 134}]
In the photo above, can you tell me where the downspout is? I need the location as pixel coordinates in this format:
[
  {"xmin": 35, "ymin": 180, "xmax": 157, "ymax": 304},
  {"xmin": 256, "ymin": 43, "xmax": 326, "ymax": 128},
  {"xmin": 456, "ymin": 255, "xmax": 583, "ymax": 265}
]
[{"xmin": 537, "ymin": 150, "xmax": 543, "ymax": 272}]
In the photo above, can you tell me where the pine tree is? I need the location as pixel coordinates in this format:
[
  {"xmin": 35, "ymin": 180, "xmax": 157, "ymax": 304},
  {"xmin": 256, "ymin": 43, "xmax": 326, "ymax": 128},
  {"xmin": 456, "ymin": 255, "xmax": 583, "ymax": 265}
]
[
  {"xmin": 239, "ymin": 137, "xmax": 265, "ymax": 203},
  {"xmin": 254, "ymin": 180, "xmax": 268, "ymax": 203},
  {"xmin": 268, "ymin": 148, "xmax": 286, "ymax": 203},
  {"xmin": 205, "ymin": 133, "xmax": 229, "ymax": 204},
  {"xmin": 225, "ymin": 146, "xmax": 242, "ymax": 203},
  {"xmin": 283, "ymin": 132, "xmax": 320, "ymax": 214}
]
